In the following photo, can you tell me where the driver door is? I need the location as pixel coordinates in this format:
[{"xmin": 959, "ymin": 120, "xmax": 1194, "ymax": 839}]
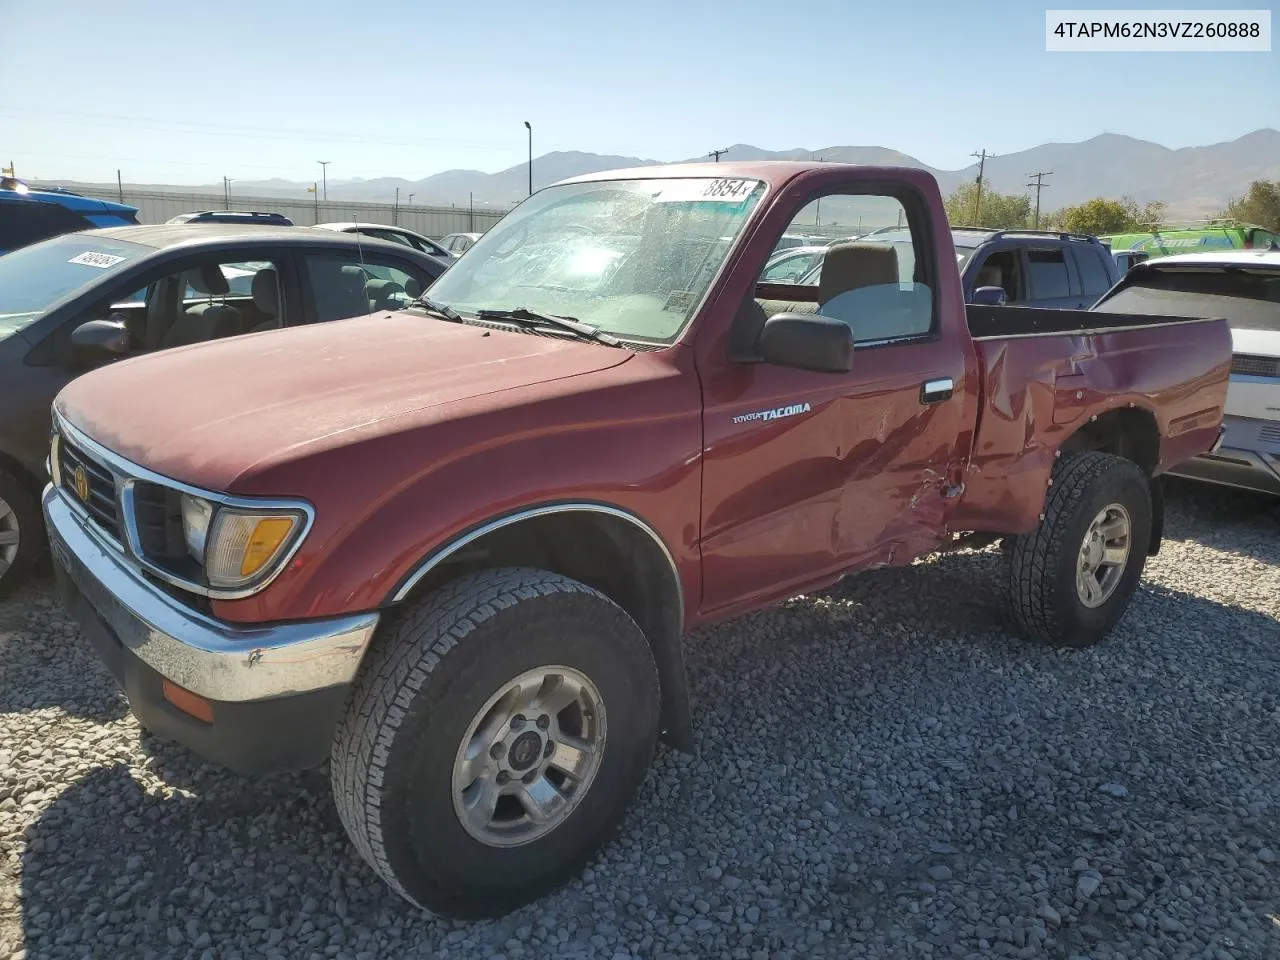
[{"xmin": 697, "ymin": 184, "xmax": 969, "ymax": 614}]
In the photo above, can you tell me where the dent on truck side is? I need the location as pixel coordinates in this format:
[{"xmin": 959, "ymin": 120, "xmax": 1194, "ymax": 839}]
[{"xmin": 952, "ymin": 318, "xmax": 1232, "ymax": 534}]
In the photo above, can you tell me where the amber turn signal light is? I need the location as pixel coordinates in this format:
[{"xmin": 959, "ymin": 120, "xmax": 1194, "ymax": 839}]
[{"xmin": 161, "ymin": 679, "xmax": 214, "ymax": 724}]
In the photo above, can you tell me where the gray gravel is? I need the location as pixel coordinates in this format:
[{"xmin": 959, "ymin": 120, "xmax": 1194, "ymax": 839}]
[{"xmin": 2, "ymin": 478, "xmax": 1278, "ymax": 959}]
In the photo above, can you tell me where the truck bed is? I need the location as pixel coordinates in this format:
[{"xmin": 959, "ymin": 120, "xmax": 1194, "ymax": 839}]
[{"xmin": 952, "ymin": 305, "xmax": 1232, "ymax": 534}]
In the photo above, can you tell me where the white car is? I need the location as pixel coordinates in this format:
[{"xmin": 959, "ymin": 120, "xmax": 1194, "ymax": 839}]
[
  {"xmin": 1094, "ymin": 249, "xmax": 1280, "ymax": 496},
  {"xmin": 314, "ymin": 222, "xmax": 454, "ymax": 261}
]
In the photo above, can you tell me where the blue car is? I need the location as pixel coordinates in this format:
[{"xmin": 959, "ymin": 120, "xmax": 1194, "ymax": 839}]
[
  {"xmin": 801, "ymin": 227, "xmax": 1122, "ymax": 310},
  {"xmin": 0, "ymin": 177, "xmax": 139, "ymax": 256}
]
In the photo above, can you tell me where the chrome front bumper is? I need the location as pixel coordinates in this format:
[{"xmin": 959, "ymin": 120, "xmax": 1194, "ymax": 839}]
[{"xmin": 43, "ymin": 483, "xmax": 379, "ymax": 703}]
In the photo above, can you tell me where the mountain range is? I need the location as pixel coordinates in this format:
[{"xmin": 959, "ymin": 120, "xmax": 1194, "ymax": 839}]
[{"xmin": 53, "ymin": 130, "xmax": 1280, "ymax": 219}]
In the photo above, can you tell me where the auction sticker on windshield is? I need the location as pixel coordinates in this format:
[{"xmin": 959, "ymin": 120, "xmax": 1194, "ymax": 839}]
[
  {"xmin": 67, "ymin": 251, "xmax": 127, "ymax": 269},
  {"xmin": 653, "ymin": 178, "xmax": 760, "ymax": 204}
]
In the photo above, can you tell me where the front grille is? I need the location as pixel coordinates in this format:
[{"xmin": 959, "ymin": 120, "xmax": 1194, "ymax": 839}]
[
  {"xmin": 1231, "ymin": 354, "xmax": 1280, "ymax": 378},
  {"xmin": 58, "ymin": 437, "xmax": 121, "ymax": 543},
  {"xmin": 1261, "ymin": 422, "xmax": 1280, "ymax": 445},
  {"xmin": 133, "ymin": 480, "xmax": 184, "ymax": 557}
]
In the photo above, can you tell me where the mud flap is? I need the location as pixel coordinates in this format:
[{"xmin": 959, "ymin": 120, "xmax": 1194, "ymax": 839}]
[{"xmin": 1148, "ymin": 474, "xmax": 1164, "ymax": 556}]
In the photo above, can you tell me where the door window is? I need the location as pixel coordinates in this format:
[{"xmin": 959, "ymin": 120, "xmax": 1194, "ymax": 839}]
[
  {"xmin": 1074, "ymin": 246, "xmax": 1113, "ymax": 298},
  {"xmin": 972, "ymin": 249, "xmax": 1024, "ymax": 302},
  {"xmin": 754, "ymin": 193, "xmax": 934, "ymax": 344},
  {"xmin": 1025, "ymin": 248, "xmax": 1071, "ymax": 300},
  {"xmin": 131, "ymin": 256, "xmax": 285, "ymax": 351},
  {"xmin": 301, "ymin": 253, "xmax": 434, "ymax": 322}
]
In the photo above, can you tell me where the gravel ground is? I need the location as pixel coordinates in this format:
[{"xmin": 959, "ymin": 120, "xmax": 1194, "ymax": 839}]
[{"xmin": 1, "ymin": 478, "xmax": 1278, "ymax": 960}]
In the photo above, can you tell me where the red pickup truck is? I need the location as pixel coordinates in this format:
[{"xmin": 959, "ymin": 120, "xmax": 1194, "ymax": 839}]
[{"xmin": 43, "ymin": 162, "xmax": 1230, "ymax": 918}]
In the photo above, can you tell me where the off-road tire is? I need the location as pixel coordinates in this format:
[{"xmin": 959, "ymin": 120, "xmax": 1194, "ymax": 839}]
[
  {"xmin": 331, "ymin": 567, "xmax": 660, "ymax": 919},
  {"xmin": 1003, "ymin": 451, "xmax": 1152, "ymax": 648},
  {"xmin": 0, "ymin": 469, "xmax": 42, "ymax": 599}
]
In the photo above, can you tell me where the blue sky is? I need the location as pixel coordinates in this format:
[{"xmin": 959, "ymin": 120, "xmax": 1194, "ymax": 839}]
[{"xmin": 1, "ymin": 0, "xmax": 1276, "ymax": 184}]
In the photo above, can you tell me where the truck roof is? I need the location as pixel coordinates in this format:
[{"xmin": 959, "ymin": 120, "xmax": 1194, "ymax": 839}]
[
  {"xmin": 557, "ymin": 160, "xmax": 931, "ymax": 189},
  {"xmin": 1139, "ymin": 249, "xmax": 1280, "ymax": 269}
]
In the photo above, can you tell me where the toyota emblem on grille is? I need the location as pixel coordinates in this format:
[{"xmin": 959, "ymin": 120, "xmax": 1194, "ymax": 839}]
[{"xmin": 72, "ymin": 464, "xmax": 89, "ymax": 502}]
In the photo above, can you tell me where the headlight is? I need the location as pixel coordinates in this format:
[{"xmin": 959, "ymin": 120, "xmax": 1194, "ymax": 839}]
[
  {"xmin": 180, "ymin": 494, "xmax": 306, "ymax": 590},
  {"xmin": 180, "ymin": 494, "xmax": 214, "ymax": 561}
]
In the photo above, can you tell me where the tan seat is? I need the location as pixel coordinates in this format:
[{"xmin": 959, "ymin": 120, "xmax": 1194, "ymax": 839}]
[
  {"xmin": 976, "ymin": 264, "xmax": 1003, "ymax": 289},
  {"xmin": 246, "ymin": 267, "xmax": 281, "ymax": 333},
  {"xmin": 817, "ymin": 242, "xmax": 899, "ymax": 305}
]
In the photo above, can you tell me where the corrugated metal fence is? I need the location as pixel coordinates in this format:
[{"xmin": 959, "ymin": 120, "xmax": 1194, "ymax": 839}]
[{"xmin": 32, "ymin": 183, "xmax": 515, "ymax": 239}]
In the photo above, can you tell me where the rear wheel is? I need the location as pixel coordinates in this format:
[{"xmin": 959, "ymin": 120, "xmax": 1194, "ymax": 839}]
[
  {"xmin": 331, "ymin": 567, "xmax": 660, "ymax": 918},
  {"xmin": 1004, "ymin": 451, "xmax": 1152, "ymax": 648},
  {"xmin": 0, "ymin": 470, "xmax": 41, "ymax": 599}
]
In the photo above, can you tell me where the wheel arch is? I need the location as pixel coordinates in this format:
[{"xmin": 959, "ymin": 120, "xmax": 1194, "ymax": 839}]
[
  {"xmin": 1056, "ymin": 406, "xmax": 1163, "ymax": 555},
  {"xmin": 384, "ymin": 502, "xmax": 694, "ymax": 752}
]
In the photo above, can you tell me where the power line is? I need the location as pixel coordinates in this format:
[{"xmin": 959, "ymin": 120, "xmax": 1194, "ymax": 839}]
[{"xmin": 1027, "ymin": 171, "xmax": 1053, "ymax": 229}]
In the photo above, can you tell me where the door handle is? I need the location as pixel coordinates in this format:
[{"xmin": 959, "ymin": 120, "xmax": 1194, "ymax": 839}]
[{"xmin": 920, "ymin": 378, "xmax": 954, "ymax": 405}]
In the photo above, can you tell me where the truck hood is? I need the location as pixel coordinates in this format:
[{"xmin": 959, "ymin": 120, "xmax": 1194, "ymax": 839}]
[
  {"xmin": 55, "ymin": 312, "xmax": 633, "ymax": 490},
  {"xmin": 1232, "ymin": 327, "xmax": 1280, "ymax": 358}
]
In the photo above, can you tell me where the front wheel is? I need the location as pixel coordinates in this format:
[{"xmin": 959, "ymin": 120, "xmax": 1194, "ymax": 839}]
[
  {"xmin": 331, "ymin": 567, "xmax": 660, "ymax": 918},
  {"xmin": 0, "ymin": 470, "xmax": 41, "ymax": 599},
  {"xmin": 1004, "ymin": 451, "xmax": 1153, "ymax": 648}
]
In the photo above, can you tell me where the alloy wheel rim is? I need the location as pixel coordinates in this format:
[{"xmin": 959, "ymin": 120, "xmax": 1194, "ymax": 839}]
[
  {"xmin": 0, "ymin": 496, "xmax": 20, "ymax": 576},
  {"xmin": 451, "ymin": 665, "xmax": 606, "ymax": 847},
  {"xmin": 1076, "ymin": 503, "xmax": 1131, "ymax": 608}
]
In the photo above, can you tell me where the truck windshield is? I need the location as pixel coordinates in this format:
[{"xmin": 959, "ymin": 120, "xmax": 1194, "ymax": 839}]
[
  {"xmin": 0, "ymin": 234, "xmax": 147, "ymax": 339},
  {"xmin": 422, "ymin": 177, "xmax": 766, "ymax": 343}
]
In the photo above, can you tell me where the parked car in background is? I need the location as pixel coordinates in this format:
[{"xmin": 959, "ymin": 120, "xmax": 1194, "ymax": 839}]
[
  {"xmin": 1094, "ymin": 249, "xmax": 1280, "ymax": 497},
  {"xmin": 800, "ymin": 227, "xmax": 1121, "ymax": 309},
  {"xmin": 315, "ymin": 222, "xmax": 455, "ymax": 260},
  {"xmin": 0, "ymin": 224, "xmax": 447, "ymax": 595},
  {"xmin": 440, "ymin": 231, "xmax": 482, "ymax": 255},
  {"xmin": 167, "ymin": 211, "xmax": 294, "ymax": 226},
  {"xmin": 1101, "ymin": 219, "xmax": 1280, "ymax": 261},
  {"xmin": 760, "ymin": 244, "xmax": 829, "ymax": 283},
  {"xmin": 1111, "ymin": 248, "xmax": 1150, "ymax": 274},
  {"xmin": 43, "ymin": 160, "xmax": 1229, "ymax": 918},
  {"xmin": 0, "ymin": 178, "xmax": 139, "ymax": 255}
]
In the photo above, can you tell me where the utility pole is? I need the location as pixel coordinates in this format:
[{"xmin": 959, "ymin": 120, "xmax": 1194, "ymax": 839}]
[
  {"xmin": 394, "ymin": 187, "xmax": 400, "ymax": 225},
  {"xmin": 469, "ymin": 191, "xmax": 475, "ymax": 232},
  {"xmin": 317, "ymin": 160, "xmax": 330, "ymax": 200},
  {"xmin": 311, "ymin": 182, "xmax": 318, "ymax": 221},
  {"xmin": 408, "ymin": 193, "xmax": 415, "ymax": 205},
  {"xmin": 523, "ymin": 121, "xmax": 532, "ymax": 196},
  {"xmin": 1027, "ymin": 170, "xmax": 1052, "ymax": 229},
  {"xmin": 707, "ymin": 147, "xmax": 729, "ymax": 162},
  {"xmin": 117, "ymin": 169, "xmax": 124, "ymax": 204},
  {"xmin": 222, "ymin": 176, "xmax": 233, "ymax": 210},
  {"xmin": 971, "ymin": 149, "xmax": 993, "ymax": 225}
]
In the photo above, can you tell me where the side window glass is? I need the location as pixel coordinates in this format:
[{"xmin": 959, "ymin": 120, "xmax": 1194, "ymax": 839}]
[
  {"xmin": 1075, "ymin": 247, "xmax": 1113, "ymax": 297},
  {"xmin": 302, "ymin": 254, "xmax": 429, "ymax": 322},
  {"xmin": 371, "ymin": 229, "xmax": 414, "ymax": 249},
  {"xmin": 134, "ymin": 257, "xmax": 283, "ymax": 352},
  {"xmin": 755, "ymin": 194, "xmax": 933, "ymax": 343},
  {"xmin": 762, "ymin": 252, "xmax": 814, "ymax": 283},
  {"xmin": 1026, "ymin": 247, "xmax": 1071, "ymax": 300}
]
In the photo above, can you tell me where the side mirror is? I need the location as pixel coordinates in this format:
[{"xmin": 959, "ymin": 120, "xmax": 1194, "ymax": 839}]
[
  {"xmin": 757, "ymin": 313, "xmax": 853, "ymax": 374},
  {"xmin": 70, "ymin": 315, "xmax": 131, "ymax": 367},
  {"xmin": 972, "ymin": 285, "xmax": 1007, "ymax": 306}
]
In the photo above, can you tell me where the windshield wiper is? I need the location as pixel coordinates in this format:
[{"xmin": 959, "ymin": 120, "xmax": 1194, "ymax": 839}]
[
  {"xmin": 407, "ymin": 295, "xmax": 464, "ymax": 323},
  {"xmin": 475, "ymin": 307, "xmax": 621, "ymax": 346}
]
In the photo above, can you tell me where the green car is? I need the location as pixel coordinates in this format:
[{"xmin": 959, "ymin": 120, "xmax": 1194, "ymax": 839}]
[{"xmin": 1102, "ymin": 220, "xmax": 1280, "ymax": 259}]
